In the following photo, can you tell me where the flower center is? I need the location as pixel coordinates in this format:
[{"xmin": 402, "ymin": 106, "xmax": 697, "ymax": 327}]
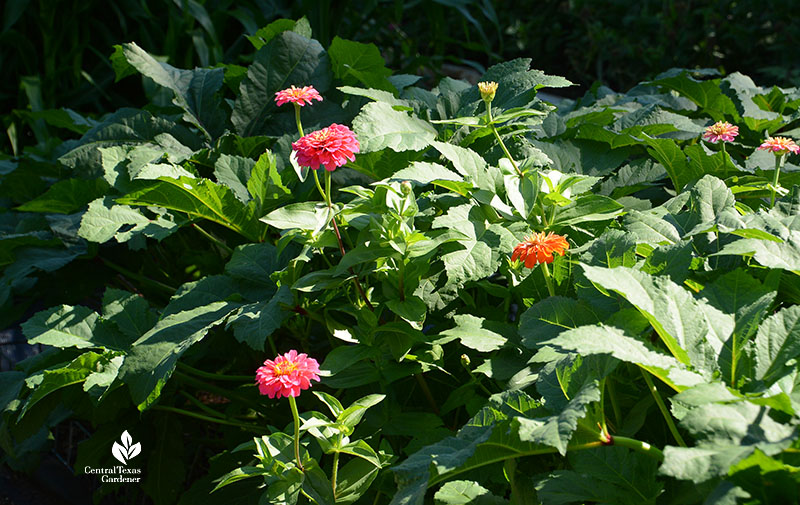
[
  {"xmin": 273, "ymin": 361, "xmax": 298, "ymax": 376},
  {"xmin": 312, "ymin": 129, "xmax": 332, "ymax": 141}
]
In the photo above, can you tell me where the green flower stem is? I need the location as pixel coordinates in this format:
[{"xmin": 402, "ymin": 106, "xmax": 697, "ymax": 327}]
[
  {"xmin": 324, "ymin": 170, "xmax": 334, "ymax": 209},
  {"xmin": 485, "ymin": 102, "xmax": 522, "ymax": 176},
  {"xmin": 640, "ymin": 368, "xmax": 687, "ymax": 447},
  {"xmin": 771, "ymin": 153, "xmax": 785, "ymax": 208},
  {"xmin": 151, "ymin": 405, "xmax": 265, "ymax": 432},
  {"xmin": 288, "ymin": 395, "xmax": 304, "ymax": 472},
  {"xmin": 192, "ymin": 223, "xmax": 233, "ymax": 254},
  {"xmin": 100, "ymin": 257, "xmax": 177, "ymax": 294},
  {"xmin": 312, "ymin": 169, "xmax": 327, "ymax": 202},
  {"xmin": 331, "ymin": 451, "xmax": 340, "ymax": 498},
  {"xmin": 294, "ymin": 103, "xmax": 305, "ymax": 137},
  {"xmin": 541, "ymin": 262, "xmax": 556, "ymax": 297},
  {"xmin": 721, "ymin": 142, "xmax": 730, "ymax": 170},
  {"xmin": 176, "ymin": 362, "xmax": 252, "ymax": 382}
]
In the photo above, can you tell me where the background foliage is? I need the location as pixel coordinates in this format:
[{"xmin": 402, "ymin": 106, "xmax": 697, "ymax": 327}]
[{"xmin": 3, "ymin": 2, "xmax": 800, "ymax": 505}]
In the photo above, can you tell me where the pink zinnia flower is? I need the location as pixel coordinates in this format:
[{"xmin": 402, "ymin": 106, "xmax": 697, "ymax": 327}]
[
  {"xmin": 274, "ymin": 85, "xmax": 323, "ymax": 107},
  {"xmin": 255, "ymin": 350, "xmax": 321, "ymax": 399},
  {"xmin": 758, "ymin": 136, "xmax": 800, "ymax": 156},
  {"xmin": 702, "ymin": 121, "xmax": 739, "ymax": 143},
  {"xmin": 292, "ymin": 124, "xmax": 360, "ymax": 171}
]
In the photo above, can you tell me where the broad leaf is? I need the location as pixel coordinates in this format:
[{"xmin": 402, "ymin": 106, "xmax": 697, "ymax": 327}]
[
  {"xmin": 116, "ymin": 176, "xmax": 265, "ymax": 241},
  {"xmin": 121, "ymin": 42, "xmax": 226, "ymax": 140},
  {"xmin": 118, "ymin": 301, "xmax": 238, "ymax": 410},
  {"xmin": 432, "ymin": 203, "xmax": 516, "ymax": 287},
  {"xmin": 232, "ymin": 31, "xmax": 331, "ymax": 137},
  {"xmin": 353, "ymin": 102, "xmax": 437, "ymax": 153}
]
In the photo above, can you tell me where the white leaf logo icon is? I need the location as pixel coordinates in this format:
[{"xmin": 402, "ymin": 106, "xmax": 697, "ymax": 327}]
[{"xmin": 111, "ymin": 430, "xmax": 141, "ymax": 465}]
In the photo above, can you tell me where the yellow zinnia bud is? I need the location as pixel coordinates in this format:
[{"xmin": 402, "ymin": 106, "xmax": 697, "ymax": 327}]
[{"xmin": 478, "ymin": 81, "xmax": 498, "ymax": 103}]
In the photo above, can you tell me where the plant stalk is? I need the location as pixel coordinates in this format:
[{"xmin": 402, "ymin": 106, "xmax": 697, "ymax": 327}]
[
  {"xmin": 331, "ymin": 451, "xmax": 340, "ymax": 498},
  {"xmin": 771, "ymin": 153, "xmax": 785, "ymax": 208},
  {"xmin": 294, "ymin": 103, "xmax": 305, "ymax": 137},
  {"xmin": 541, "ymin": 261, "xmax": 556, "ymax": 297},
  {"xmin": 288, "ymin": 395, "xmax": 304, "ymax": 472},
  {"xmin": 322, "ymin": 169, "xmax": 375, "ymax": 311}
]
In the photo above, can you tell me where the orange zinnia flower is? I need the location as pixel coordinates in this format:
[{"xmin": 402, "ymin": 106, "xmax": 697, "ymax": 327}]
[{"xmin": 511, "ymin": 232, "xmax": 569, "ymax": 268}]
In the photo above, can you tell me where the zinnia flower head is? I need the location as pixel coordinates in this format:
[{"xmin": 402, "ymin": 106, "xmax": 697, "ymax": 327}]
[
  {"xmin": 511, "ymin": 232, "xmax": 569, "ymax": 268},
  {"xmin": 274, "ymin": 85, "xmax": 323, "ymax": 107},
  {"xmin": 703, "ymin": 121, "xmax": 739, "ymax": 143},
  {"xmin": 758, "ymin": 136, "xmax": 800, "ymax": 156},
  {"xmin": 478, "ymin": 81, "xmax": 498, "ymax": 103},
  {"xmin": 255, "ymin": 350, "xmax": 321, "ymax": 399},
  {"xmin": 292, "ymin": 123, "xmax": 360, "ymax": 171}
]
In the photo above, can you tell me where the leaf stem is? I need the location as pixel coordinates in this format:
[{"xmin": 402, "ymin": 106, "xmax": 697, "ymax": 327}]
[
  {"xmin": 192, "ymin": 223, "xmax": 233, "ymax": 254},
  {"xmin": 150, "ymin": 405, "xmax": 265, "ymax": 432},
  {"xmin": 429, "ymin": 433, "xmax": 663, "ymax": 488},
  {"xmin": 611, "ymin": 435, "xmax": 665, "ymax": 460},
  {"xmin": 599, "ymin": 378, "xmax": 609, "ymax": 434},
  {"xmin": 100, "ymin": 257, "xmax": 177, "ymax": 294},
  {"xmin": 486, "ymin": 102, "xmax": 522, "ymax": 176},
  {"xmin": 177, "ymin": 362, "xmax": 253, "ymax": 382},
  {"xmin": 640, "ymin": 368, "xmax": 687, "ymax": 447},
  {"xmin": 178, "ymin": 390, "xmax": 227, "ymax": 418},
  {"xmin": 173, "ymin": 370, "xmax": 268, "ymax": 416},
  {"xmin": 606, "ymin": 377, "xmax": 623, "ymax": 428},
  {"xmin": 288, "ymin": 395, "xmax": 304, "ymax": 472}
]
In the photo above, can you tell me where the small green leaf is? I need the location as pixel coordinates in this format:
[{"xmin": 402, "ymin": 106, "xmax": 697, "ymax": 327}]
[
  {"xmin": 754, "ymin": 305, "xmax": 800, "ymax": 385},
  {"xmin": 22, "ymin": 305, "xmax": 98, "ymax": 349},
  {"xmin": 434, "ymin": 480, "xmax": 507, "ymax": 505},
  {"xmin": 439, "ymin": 314, "xmax": 513, "ymax": 352},
  {"xmin": 329, "ymin": 37, "xmax": 395, "ymax": 92}
]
